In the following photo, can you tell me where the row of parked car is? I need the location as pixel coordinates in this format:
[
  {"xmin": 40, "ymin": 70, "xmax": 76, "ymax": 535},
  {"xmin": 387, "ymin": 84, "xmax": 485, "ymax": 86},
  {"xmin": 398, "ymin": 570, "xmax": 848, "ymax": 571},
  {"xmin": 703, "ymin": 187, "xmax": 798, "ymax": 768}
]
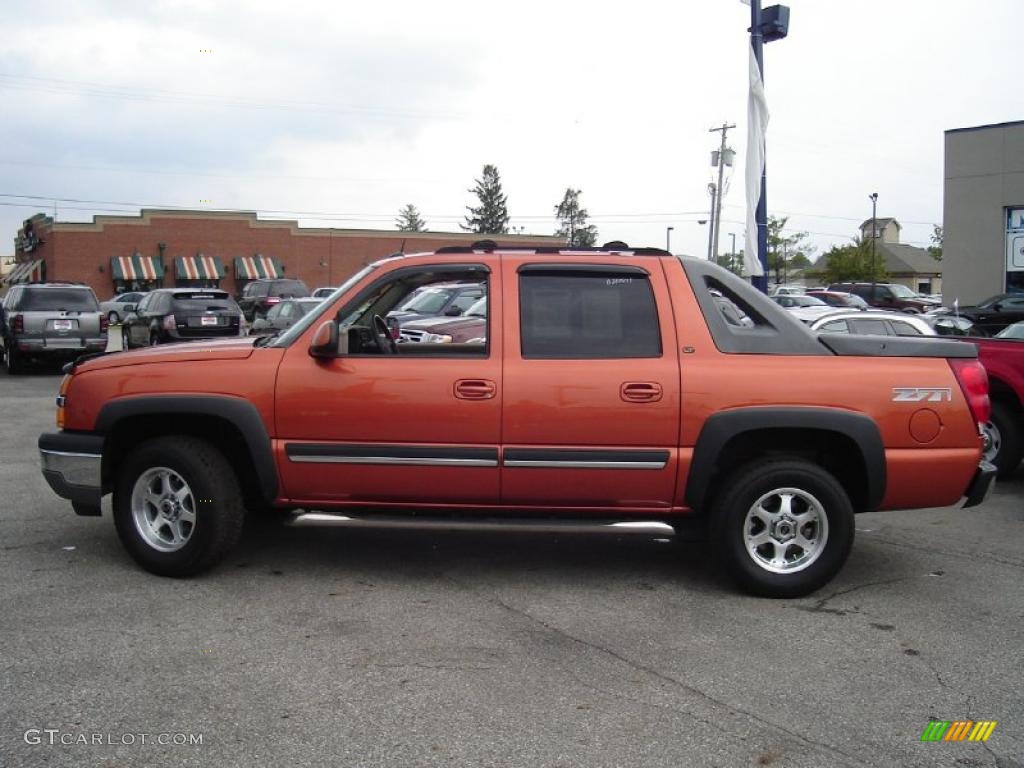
[
  {"xmin": 0, "ymin": 277, "xmax": 494, "ymax": 373},
  {"xmin": 769, "ymin": 282, "xmax": 1024, "ymax": 340}
]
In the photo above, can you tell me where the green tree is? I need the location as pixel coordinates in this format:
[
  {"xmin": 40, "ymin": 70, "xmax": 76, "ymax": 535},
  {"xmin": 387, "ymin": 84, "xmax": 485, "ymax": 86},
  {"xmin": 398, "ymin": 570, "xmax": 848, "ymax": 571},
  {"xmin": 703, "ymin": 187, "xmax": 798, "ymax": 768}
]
[
  {"xmin": 929, "ymin": 224, "xmax": 943, "ymax": 261},
  {"xmin": 462, "ymin": 164, "xmax": 510, "ymax": 234},
  {"xmin": 395, "ymin": 203, "xmax": 427, "ymax": 232},
  {"xmin": 713, "ymin": 251, "xmax": 745, "ymax": 276},
  {"xmin": 768, "ymin": 215, "xmax": 815, "ymax": 285},
  {"xmin": 553, "ymin": 188, "xmax": 598, "ymax": 247},
  {"xmin": 820, "ymin": 236, "xmax": 888, "ymax": 284}
]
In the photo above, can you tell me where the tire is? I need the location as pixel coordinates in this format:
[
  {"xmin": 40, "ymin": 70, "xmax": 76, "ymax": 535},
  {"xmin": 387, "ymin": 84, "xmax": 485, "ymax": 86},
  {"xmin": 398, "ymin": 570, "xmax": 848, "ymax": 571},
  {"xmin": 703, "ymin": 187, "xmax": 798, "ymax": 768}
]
[
  {"xmin": 4, "ymin": 343, "xmax": 22, "ymax": 375},
  {"xmin": 711, "ymin": 459, "xmax": 855, "ymax": 598},
  {"xmin": 108, "ymin": 311, "xmax": 120, "ymax": 325},
  {"xmin": 112, "ymin": 436, "xmax": 246, "ymax": 576},
  {"xmin": 983, "ymin": 401, "xmax": 1023, "ymax": 479}
]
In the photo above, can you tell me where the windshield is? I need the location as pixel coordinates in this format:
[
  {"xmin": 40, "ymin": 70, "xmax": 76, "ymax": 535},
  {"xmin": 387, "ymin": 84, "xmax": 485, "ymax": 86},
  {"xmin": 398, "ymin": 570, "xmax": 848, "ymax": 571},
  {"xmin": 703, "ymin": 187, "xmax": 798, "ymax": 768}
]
[
  {"xmin": 16, "ymin": 288, "xmax": 99, "ymax": 311},
  {"xmin": 995, "ymin": 322, "xmax": 1024, "ymax": 339},
  {"xmin": 464, "ymin": 297, "xmax": 487, "ymax": 317},
  {"xmin": 269, "ymin": 264, "xmax": 376, "ymax": 347},
  {"xmin": 979, "ymin": 294, "xmax": 1010, "ymax": 309},
  {"xmin": 793, "ymin": 296, "xmax": 827, "ymax": 307},
  {"xmin": 889, "ymin": 284, "xmax": 919, "ymax": 299},
  {"xmin": 397, "ymin": 287, "xmax": 455, "ymax": 314}
]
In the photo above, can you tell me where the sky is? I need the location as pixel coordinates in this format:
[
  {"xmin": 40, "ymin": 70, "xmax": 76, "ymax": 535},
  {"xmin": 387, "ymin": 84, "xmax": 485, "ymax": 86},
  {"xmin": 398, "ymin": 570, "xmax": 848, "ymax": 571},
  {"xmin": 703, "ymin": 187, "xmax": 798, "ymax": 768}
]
[{"xmin": 1, "ymin": 0, "xmax": 1020, "ymax": 263}]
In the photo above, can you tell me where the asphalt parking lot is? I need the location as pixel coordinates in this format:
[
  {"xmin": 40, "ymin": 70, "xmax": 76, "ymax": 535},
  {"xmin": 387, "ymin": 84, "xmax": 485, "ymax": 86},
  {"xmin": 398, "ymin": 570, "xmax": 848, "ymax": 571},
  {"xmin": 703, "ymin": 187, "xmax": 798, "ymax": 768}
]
[{"xmin": 1, "ymin": 361, "xmax": 1022, "ymax": 768}]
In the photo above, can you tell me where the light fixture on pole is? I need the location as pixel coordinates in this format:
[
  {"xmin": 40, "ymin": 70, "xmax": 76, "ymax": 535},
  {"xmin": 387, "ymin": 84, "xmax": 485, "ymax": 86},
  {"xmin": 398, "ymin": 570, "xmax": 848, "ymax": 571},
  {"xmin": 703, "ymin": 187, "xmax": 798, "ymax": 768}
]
[{"xmin": 666, "ymin": 226, "xmax": 674, "ymax": 253}]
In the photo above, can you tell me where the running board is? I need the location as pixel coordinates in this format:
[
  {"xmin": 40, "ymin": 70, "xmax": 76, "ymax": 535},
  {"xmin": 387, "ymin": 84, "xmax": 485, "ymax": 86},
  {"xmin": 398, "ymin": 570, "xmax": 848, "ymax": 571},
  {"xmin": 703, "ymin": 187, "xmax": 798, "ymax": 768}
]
[{"xmin": 286, "ymin": 512, "xmax": 678, "ymax": 537}]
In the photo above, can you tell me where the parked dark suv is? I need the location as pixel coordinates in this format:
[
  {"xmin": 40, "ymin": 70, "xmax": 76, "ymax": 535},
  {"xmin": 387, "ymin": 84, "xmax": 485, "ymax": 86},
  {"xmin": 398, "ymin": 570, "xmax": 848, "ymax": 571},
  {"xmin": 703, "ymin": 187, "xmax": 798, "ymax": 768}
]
[
  {"xmin": 1, "ymin": 283, "xmax": 107, "ymax": 373},
  {"xmin": 237, "ymin": 278, "xmax": 310, "ymax": 321},
  {"xmin": 121, "ymin": 288, "xmax": 244, "ymax": 348},
  {"xmin": 827, "ymin": 282, "xmax": 938, "ymax": 313}
]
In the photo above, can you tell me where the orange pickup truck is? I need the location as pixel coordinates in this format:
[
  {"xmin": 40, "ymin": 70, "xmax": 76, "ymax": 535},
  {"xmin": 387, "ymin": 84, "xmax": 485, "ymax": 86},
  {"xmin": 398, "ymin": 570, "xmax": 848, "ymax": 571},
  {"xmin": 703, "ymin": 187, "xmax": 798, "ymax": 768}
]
[{"xmin": 38, "ymin": 244, "xmax": 995, "ymax": 597}]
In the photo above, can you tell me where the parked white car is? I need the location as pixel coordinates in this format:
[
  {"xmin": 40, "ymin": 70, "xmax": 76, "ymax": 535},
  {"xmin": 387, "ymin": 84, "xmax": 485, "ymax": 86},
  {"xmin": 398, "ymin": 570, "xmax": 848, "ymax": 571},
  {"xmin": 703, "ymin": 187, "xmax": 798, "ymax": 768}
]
[
  {"xmin": 810, "ymin": 310, "xmax": 935, "ymax": 336},
  {"xmin": 771, "ymin": 294, "xmax": 838, "ymax": 323}
]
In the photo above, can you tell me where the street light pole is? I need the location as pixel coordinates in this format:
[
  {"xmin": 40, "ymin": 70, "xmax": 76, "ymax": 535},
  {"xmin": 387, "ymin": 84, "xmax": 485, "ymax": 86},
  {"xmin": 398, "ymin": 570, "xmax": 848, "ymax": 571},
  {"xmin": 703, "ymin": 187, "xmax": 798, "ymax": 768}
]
[
  {"xmin": 869, "ymin": 192, "xmax": 878, "ymax": 298},
  {"xmin": 666, "ymin": 226, "xmax": 674, "ymax": 253}
]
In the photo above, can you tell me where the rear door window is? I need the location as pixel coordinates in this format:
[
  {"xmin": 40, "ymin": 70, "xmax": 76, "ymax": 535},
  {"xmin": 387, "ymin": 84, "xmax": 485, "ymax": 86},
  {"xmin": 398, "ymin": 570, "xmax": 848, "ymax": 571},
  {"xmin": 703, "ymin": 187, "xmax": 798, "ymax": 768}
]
[{"xmin": 519, "ymin": 270, "xmax": 661, "ymax": 359}]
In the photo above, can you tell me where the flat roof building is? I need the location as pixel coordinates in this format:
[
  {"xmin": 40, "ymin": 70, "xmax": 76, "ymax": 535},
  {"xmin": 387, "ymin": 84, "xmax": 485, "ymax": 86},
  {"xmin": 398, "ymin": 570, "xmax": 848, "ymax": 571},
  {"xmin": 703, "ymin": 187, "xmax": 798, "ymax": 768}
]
[
  {"xmin": 943, "ymin": 120, "xmax": 1024, "ymax": 304},
  {"xmin": 5, "ymin": 209, "xmax": 564, "ymax": 300}
]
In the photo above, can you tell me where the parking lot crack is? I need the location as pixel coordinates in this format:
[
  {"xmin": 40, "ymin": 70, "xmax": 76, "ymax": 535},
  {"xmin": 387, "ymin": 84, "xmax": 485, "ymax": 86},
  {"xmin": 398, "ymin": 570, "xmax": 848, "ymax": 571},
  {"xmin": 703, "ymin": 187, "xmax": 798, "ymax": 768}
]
[
  {"xmin": 490, "ymin": 596, "xmax": 869, "ymax": 768},
  {"xmin": 799, "ymin": 576, "xmax": 912, "ymax": 615}
]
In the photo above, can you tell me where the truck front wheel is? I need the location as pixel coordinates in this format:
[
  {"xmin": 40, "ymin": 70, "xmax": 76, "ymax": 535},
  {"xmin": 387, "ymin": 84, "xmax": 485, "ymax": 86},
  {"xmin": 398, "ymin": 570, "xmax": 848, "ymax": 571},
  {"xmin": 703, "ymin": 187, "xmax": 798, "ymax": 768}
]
[
  {"xmin": 711, "ymin": 460, "xmax": 854, "ymax": 598},
  {"xmin": 113, "ymin": 436, "xmax": 245, "ymax": 576}
]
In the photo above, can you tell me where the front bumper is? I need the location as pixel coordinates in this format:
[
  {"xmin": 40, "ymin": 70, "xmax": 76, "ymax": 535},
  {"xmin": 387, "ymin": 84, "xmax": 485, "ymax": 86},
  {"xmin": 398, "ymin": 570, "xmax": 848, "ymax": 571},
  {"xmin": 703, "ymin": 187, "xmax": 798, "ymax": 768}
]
[
  {"xmin": 962, "ymin": 460, "xmax": 996, "ymax": 508},
  {"xmin": 39, "ymin": 432, "xmax": 104, "ymax": 507}
]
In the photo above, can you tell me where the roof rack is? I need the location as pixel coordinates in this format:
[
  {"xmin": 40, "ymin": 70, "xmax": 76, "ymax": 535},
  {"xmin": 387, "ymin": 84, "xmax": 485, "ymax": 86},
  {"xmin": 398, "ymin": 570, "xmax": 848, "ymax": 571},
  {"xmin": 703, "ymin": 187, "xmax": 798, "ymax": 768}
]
[{"xmin": 434, "ymin": 242, "xmax": 670, "ymax": 257}]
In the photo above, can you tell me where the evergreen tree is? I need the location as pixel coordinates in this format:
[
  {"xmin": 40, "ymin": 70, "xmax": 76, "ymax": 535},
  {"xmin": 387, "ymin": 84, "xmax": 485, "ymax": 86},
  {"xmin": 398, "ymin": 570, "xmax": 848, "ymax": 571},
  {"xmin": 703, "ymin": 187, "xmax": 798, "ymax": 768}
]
[
  {"xmin": 462, "ymin": 165, "xmax": 510, "ymax": 234},
  {"xmin": 553, "ymin": 188, "xmax": 598, "ymax": 247},
  {"xmin": 395, "ymin": 204, "xmax": 427, "ymax": 232}
]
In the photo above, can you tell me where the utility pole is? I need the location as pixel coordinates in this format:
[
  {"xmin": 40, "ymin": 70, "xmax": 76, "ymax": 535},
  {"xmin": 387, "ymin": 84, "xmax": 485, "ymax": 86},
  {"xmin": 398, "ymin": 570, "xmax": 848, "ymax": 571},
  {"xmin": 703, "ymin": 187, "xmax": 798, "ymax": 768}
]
[
  {"xmin": 706, "ymin": 183, "xmax": 717, "ymax": 260},
  {"xmin": 709, "ymin": 123, "xmax": 736, "ymax": 263}
]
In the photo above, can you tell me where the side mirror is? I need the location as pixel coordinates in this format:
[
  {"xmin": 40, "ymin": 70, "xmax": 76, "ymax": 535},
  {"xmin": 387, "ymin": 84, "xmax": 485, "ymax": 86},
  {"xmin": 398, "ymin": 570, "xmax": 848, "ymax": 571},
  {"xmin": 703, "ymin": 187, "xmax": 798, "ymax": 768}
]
[
  {"xmin": 309, "ymin": 320, "xmax": 339, "ymax": 359},
  {"xmin": 124, "ymin": 304, "xmax": 136, "ymax": 313},
  {"xmin": 445, "ymin": 307, "xmax": 463, "ymax": 316},
  {"xmin": 992, "ymin": 302, "xmax": 1003, "ymax": 312},
  {"xmin": 252, "ymin": 318, "xmax": 268, "ymax": 330}
]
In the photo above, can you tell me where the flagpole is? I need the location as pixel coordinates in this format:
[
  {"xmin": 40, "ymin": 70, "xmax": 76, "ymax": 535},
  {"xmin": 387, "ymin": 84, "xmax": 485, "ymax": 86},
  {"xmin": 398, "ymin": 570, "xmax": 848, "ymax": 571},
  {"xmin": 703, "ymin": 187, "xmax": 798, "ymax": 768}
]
[{"xmin": 750, "ymin": 0, "xmax": 769, "ymax": 293}]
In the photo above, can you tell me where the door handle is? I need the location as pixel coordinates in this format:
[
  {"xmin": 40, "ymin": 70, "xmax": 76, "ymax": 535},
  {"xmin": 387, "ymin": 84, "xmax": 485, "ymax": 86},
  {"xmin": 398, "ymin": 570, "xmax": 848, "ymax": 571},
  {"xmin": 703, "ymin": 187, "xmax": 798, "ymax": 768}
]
[
  {"xmin": 620, "ymin": 382, "xmax": 663, "ymax": 402},
  {"xmin": 454, "ymin": 379, "xmax": 496, "ymax": 400}
]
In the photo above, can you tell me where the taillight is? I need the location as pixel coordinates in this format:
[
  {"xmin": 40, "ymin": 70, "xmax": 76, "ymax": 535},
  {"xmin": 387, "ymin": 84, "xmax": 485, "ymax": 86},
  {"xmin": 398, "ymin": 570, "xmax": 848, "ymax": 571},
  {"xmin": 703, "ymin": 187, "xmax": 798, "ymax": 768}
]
[
  {"xmin": 950, "ymin": 358, "xmax": 991, "ymax": 428},
  {"xmin": 56, "ymin": 374, "xmax": 71, "ymax": 429},
  {"xmin": 265, "ymin": 297, "xmax": 281, "ymax": 305},
  {"xmin": 163, "ymin": 315, "xmax": 177, "ymax": 331},
  {"xmin": 12, "ymin": 313, "xmax": 24, "ymax": 333},
  {"xmin": 99, "ymin": 314, "xmax": 109, "ymax": 333}
]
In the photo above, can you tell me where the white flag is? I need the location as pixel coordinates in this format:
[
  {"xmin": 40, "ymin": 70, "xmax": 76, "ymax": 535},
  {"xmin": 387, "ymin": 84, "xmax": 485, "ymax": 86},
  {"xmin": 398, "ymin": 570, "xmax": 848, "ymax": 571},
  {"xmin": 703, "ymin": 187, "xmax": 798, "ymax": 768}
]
[{"xmin": 744, "ymin": 43, "xmax": 768, "ymax": 278}]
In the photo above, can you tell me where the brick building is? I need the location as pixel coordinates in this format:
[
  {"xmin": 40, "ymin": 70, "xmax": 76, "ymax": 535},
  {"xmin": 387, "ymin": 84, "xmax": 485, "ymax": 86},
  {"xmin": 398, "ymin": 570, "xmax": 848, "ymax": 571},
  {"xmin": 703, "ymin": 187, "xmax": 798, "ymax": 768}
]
[{"xmin": 7, "ymin": 209, "xmax": 563, "ymax": 300}]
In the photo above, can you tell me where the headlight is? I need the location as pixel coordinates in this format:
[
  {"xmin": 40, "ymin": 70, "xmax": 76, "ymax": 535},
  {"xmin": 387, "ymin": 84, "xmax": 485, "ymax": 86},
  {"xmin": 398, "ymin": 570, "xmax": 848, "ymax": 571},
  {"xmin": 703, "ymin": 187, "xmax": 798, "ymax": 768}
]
[{"xmin": 425, "ymin": 334, "xmax": 453, "ymax": 343}]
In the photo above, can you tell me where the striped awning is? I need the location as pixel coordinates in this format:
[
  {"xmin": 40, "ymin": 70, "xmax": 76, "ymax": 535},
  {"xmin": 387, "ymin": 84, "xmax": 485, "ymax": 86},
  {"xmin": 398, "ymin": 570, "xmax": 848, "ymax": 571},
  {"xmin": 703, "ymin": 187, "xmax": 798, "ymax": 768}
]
[
  {"xmin": 2, "ymin": 258, "xmax": 45, "ymax": 285},
  {"xmin": 233, "ymin": 254, "xmax": 284, "ymax": 280},
  {"xmin": 175, "ymin": 253, "xmax": 225, "ymax": 281},
  {"xmin": 111, "ymin": 252, "xmax": 164, "ymax": 281}
]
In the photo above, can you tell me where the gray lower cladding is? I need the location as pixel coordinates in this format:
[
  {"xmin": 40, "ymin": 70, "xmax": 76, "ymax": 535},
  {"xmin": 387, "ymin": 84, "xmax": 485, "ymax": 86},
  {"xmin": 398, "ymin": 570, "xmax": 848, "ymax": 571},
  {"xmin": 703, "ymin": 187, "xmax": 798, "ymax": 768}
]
[
  {"xmin": 38, "ymin": 432, "xmax": 104, "ymax": 506},
  {"xmin": 285, "ymin": 444, "xmax": 669, "ymax": 470}
]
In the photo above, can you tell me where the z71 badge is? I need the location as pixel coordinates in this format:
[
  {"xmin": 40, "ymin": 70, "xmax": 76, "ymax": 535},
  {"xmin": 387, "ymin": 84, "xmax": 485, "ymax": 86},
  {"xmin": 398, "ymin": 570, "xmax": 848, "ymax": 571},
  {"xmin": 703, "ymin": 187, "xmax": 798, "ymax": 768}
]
[{"xmin": 892, "ymin": 387, "xmax": 952, "ymax": 402}]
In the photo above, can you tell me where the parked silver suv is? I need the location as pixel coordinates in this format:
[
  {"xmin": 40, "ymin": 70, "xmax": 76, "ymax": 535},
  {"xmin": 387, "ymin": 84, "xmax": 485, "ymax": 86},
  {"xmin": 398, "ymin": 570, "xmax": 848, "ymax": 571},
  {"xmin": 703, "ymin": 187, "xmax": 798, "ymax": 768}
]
[{"xmin": 1, "ymin": 283, "xmax": 107, "ymax": 373}]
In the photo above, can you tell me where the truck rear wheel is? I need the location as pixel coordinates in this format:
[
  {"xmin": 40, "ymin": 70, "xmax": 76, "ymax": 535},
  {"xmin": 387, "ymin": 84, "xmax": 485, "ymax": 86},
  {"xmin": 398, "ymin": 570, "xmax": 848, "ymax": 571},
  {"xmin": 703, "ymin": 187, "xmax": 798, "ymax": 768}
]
[
  {"xmin": 4, "ymin": 344, "xmax": 22, "ymax": 374},
  {"xmin": 711, "ymin": 459, "xmax": 854, "ymax": 598},
  {"xmin": 983, "ymin": 401, "xmax": 1022, "ymax": 479},
  {"xmin": 113, "ymin": 436, "xmax": 245, "ymax": 576}
]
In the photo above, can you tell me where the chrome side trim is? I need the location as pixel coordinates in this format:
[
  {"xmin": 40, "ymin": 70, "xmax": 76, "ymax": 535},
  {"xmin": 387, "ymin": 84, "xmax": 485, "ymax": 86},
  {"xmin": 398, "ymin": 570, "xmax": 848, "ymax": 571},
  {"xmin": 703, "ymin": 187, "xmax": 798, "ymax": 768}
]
[
  {"xmin": 503, "ymin": 460, "xmax": 667, "ymax": 470},
  {"xmin": 288, "ymin": 455, "xmax": 498, "ymax": 467},
  {"xmin": 288, "ymin": 513, "xmax": 676, "ymax": 535}
]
